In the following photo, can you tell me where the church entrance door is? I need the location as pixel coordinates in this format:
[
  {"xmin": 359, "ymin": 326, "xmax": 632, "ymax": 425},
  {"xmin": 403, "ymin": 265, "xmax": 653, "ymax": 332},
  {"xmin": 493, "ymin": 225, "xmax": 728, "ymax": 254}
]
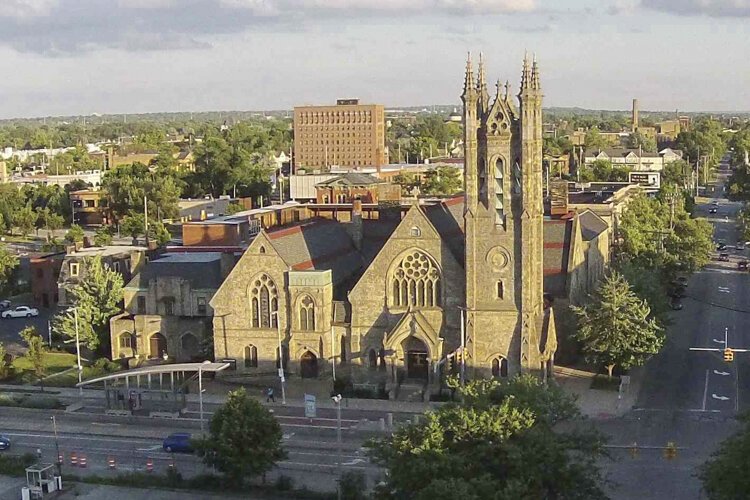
[
  {"xmin": 300, "ymin": 351, "xmax": 318, "ymax": 378},
  {"xmin": 403, "ymin": 337, "xmax": 429, "ymax": 380}
]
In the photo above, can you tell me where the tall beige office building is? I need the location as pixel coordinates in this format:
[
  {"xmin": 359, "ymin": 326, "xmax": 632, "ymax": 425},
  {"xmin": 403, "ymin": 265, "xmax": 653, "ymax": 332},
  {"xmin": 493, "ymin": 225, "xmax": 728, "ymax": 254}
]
[{"xmin": 293, "ymin": 99, "xmax": 386, "ymax": 170}]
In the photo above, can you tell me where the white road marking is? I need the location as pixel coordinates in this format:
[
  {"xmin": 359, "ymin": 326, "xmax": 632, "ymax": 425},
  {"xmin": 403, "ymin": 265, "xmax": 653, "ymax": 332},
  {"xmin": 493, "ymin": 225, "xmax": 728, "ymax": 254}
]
[
  {"xmin": 712, "ymin": 394, "xmax": 730, "ymax": 401},
  {"xmin": 702, "ymin": 370, "xmax": 709, "ymax": 411},
  {"xmin": 714, "ymin": 370, "xmax": 731, "ymax": 376},
  {"xmin": 718, "ymin": 287, "xmax": 731, "ymax": 293},
  {"xmin": 136, "ymin": 445, "xmax": 163, "ymax": 451},
  {"xmin": 282, "ymin": 432, "xmax": 295, "ymax": 440},
  {"xmin": 713, "ymin": 338, "xmax": 727, "ymax": 344},
  {"xmin": 341, "ymin": 458, "xmax": 366, "ymax": 466}
]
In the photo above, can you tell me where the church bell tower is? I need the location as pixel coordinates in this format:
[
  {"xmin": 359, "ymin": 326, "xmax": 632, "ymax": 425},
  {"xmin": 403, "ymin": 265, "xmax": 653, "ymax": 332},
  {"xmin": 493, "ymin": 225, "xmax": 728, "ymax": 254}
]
[{"xmin": 462, "ymin": 53, "xmax": 548, "ymax": 376}]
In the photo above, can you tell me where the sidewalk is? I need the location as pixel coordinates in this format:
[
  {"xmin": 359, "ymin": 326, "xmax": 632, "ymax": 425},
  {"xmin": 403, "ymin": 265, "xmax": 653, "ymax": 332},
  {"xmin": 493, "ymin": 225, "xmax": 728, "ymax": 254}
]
[{"xmin": 554, "ymin": 365, "xmax": 642, "ymax": 419}]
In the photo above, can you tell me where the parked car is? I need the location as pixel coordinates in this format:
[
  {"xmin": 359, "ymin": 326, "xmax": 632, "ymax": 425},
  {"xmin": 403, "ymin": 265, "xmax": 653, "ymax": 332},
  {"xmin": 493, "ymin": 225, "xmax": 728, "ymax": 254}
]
[
  {"xmin": 738, "ymin": 242, "xmax": 746, "ymax": 251},
  {"xmin": 162, "ymin": 433, "xmax": 193, "ymax": 453},
  {"xmin": 675, "ymin": 276, "xmax": 688, "ymax": 286},
  {"xmin": 719, "ymin": 253, "xmax": 730, "ymax": 262},
  {"xmin": 1, "ymin": 306, "xmax": 39, "ymax": 319},
  {"xmin": 739, "ymin": 261, "xmax": 748, "ymax": 271},
  {"xmin": 0, "ymin": 435, "xmax": 10, "ymax": 450},
  {"xmin": 0, "ymin": 300, "xmax": 10, "ymax": 311},
  {"xmin": 712, "ymin": 200, "xmax": 720, "ymax": 206},
  {"xmin": 717, "ymin": 243, "xmax": 728, "ymax": 251},
  {"xmin": 709, "ymin": 208, "xmax": 718, "ymax": 214}
]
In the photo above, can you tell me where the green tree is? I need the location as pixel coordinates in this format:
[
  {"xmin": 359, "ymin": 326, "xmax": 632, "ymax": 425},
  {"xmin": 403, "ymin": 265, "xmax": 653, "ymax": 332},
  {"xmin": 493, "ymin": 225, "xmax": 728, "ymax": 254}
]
[
  {"xmin": 93, "ymin": 226, "xmax": 113, "ymax": 246},
  {"xmin": 52, "ymin": 256, "xmax": 124, "ymax": 353},
  {"xmin": 626, "ymin": 131, "xmax": 657, "ymax": 152},
  {"xmin": 102, "ymin": 162, "xmax": 181, "ymax": 222},
  {"xmin": 661, "ymin": 159, "xmax": 690, "ymax": 188},
  {"xmin": 572, "ymin": 271, "xmax": 664, "ymax": 378},
  {"xmin": 225, "ymin": 202, "xmax": 244, "ymax": 215},
  {"xmin": 194, "ymin": 388, "xmax": 286, "ymax": 487},
  {"xmin": 0, "ymin": 184, "xmax": 25, "ymax": 234},
  {"xmin": 0, "ymin": 244, "xmax": 19, "ymax": 293},
  {"xmin": 189, "ymin": 133, "xmax": 233, "ymax": 197},
  {"xmin": 119, "ymin": 212, "xmax": 145, "ymax": 244},
  {"xmin": 368, "ymin": 375, "xmax": 606, "ymax": 499},
  {"xmin": 20, "ymin": 326, "xmax": 46, "ymax": 391},
  {"xmin": 615, "ymin": 261, "xmax": 671, "ymax": 326},
  {"xmin": 392, "ymin": 172, "xmax": 422, "ymax": 196},
  {"xmin": 699, "ymin": 415, "xmax": 750, "ymax": 499},
  {"xmin": 422, "ymin": 166, "xmax": 463, "ymax": 195},
  {"xmin": 64, "ymin": 224, "xmax": 85, "ymax": 244},
  {"xmin": 0, "ymin": 342, "xmax": 11, "ymax": 380},
  {"xmin": 584, "ymin": 127, "xmax": 609, "ymax": 151},
  {"xmin": 227, "ymin": 151, "xmax": 273, "ymax": 200},
  {"xmin": 147, "ymin": 220, "xmax": 171, "ymax": 247},
  {"xmin": 15, "ymin": 203, "xmax": 36, "ymax": 238}
]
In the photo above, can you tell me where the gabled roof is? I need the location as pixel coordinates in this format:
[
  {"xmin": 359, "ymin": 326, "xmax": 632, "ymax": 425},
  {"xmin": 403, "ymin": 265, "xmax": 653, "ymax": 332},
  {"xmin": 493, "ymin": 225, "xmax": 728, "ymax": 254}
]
[
  {"xmin": 591, "ymin": 148, "xmax": 661, "ymax": 159},
  {"xmin": 266, "ymin": 219, "xmax": 362, "ymax": 285},
  {"xmin": 315, "ymin": 173, "xmax": 385, "ymax": 187},
  {"xmin": 424, "ymin": 196, "xmax": 465, "ymax": 264}
]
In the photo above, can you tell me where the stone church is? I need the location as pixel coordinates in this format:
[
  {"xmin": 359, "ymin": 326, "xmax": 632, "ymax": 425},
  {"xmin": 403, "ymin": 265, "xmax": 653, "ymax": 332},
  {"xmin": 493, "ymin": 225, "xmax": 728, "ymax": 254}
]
[{"xmin": 210, "ymin": 55, "xmax": 558, "ymax": 389}]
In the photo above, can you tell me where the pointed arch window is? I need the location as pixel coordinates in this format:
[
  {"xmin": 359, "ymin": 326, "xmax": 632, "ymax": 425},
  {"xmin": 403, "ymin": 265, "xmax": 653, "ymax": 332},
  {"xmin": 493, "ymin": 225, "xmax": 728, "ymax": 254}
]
[
  {"xmin": 492, "ymin": 357, "xmax": 508, "ymax": 378},
  {"xmin": 299, "ymin": 295, "xmax": 315, "ymax": 331},
  {"xmin": 250, "ymin": 274, "xmax": 278, "ymax": 329},
  {"xmin": 390, "ymin": 250, "xmax": 441, "ymax": 308}
]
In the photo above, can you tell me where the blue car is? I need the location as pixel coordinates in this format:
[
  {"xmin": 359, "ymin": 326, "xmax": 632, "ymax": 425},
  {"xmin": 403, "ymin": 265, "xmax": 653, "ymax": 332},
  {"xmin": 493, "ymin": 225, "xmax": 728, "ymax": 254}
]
[
  {"xmin": 0, "ymin": 435, "xmax": 10, "ymax": 451},
  {"xmin": 162, "ymin": 433, "xmax": 193, "ymax": 453}
]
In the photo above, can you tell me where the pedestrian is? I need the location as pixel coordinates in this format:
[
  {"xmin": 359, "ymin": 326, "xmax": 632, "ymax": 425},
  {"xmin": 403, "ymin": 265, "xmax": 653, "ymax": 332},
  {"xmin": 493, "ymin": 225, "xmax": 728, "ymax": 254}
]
[{"xmin": 266, "ymin": 387, "xmax": 275, "ymax": 403}]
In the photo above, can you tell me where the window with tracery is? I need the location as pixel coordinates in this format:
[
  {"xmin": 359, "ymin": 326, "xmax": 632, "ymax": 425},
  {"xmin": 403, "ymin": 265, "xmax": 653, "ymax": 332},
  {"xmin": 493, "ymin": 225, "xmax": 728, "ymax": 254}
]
[
  {"xmin": 250, "ymin": 274, "xmax": 278, "ymax": 329},
  {"xmin": 299, "ymin": 295, "xmax": 315, "ymax": 331},
  {"xmin": 390, "ymin": 251, "xmax": 441, "ymax": 308}
]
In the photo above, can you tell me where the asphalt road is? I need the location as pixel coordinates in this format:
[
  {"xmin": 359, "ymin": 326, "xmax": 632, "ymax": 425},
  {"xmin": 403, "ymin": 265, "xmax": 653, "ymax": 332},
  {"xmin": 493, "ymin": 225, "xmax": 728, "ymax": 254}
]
[
  {"xmin": 0, "ymin": 307, "xmax": 55, "ymax": 355},
  {"xmin": 0, "ymin": 407, "xmax": 377, "ymax": 493},
  {"xmin": 600, "ymin": 160, "xmax": 747, "ymax": 499}
]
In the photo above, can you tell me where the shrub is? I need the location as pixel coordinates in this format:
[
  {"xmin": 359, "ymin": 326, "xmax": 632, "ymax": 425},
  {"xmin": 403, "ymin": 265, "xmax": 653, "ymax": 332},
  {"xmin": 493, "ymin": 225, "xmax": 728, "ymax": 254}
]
[
  {"xmin": 0, "ymin": 453, "xmax": 36, "ymax": 475},
  {"xmin": 275, "ymin": 474, "xmax": 294, "ymax": 491},
  {"xmin": 340, "ymin": 470, "xmax": 368, "ymax": 500}
]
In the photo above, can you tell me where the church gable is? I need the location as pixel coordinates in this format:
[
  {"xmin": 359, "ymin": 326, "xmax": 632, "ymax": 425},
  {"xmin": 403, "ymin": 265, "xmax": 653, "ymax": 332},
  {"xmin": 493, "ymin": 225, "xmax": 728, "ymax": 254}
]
[{"xmin": 209, "ymin": 231, "xmax": 287, "ymax": 312}]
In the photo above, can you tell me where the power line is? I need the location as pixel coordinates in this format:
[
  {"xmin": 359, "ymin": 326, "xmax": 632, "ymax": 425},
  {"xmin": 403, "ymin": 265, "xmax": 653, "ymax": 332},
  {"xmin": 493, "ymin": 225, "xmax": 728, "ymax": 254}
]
[{"xmin": 683, "ymin": 294, "xmax": 750, "ymax": 314}]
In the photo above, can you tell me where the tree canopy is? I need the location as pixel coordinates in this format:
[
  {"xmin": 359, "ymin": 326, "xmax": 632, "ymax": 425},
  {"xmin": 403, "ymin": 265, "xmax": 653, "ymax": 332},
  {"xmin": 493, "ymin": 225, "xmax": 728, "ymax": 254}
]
[
  {"xmin": 700, "ymin": 415, "xmax": 750, "ymax": 499},
  {"xmin": 572, "ymin": 271, "xmax": 664, "ymax": 378},
  {"xmin": 368, "ymin": 375, "xmax": 607, "ymax": 499},
  {"xmin": 194, "ymin": 388, "xmax": 286, "ymax": 487},
  {"xmin": 53, "ymin": 256, "xmax": 124, "ymax": 353}
]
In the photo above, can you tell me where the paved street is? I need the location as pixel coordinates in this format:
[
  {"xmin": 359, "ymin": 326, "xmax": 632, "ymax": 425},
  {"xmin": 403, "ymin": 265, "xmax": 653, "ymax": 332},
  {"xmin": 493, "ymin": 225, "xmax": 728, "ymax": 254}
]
[
  {"xmin": 599, "ymin": 160, "xmax": 747, "ymax": 499},
  {"xmin": 0, "ymin": 307, "xmax": 56, "ymax": 355}
]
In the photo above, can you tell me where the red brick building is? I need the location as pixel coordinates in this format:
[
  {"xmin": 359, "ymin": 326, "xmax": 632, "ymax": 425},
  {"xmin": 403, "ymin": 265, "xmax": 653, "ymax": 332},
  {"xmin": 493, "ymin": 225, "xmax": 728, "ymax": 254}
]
[
  {"xmin": 30, "ymin": 252, "xmax": 65, "ymax": 308},
  {"xmin": 314, "ymin": 173, "xmax": 400, "ymax": 204}
]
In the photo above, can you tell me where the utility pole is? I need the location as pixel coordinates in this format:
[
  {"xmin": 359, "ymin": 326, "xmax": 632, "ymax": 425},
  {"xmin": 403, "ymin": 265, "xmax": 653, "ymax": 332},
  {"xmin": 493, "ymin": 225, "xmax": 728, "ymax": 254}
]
[
  {"xmin": 51, "ymin": 416, "xmax": 61, "ymax": 476},
  {"xmin": 143, "ymin": 195, "xmax": 149, "ymax": 248},
  {"xmin": 332, "ymin": 394, "xmax": 343, "ymax": 500}
]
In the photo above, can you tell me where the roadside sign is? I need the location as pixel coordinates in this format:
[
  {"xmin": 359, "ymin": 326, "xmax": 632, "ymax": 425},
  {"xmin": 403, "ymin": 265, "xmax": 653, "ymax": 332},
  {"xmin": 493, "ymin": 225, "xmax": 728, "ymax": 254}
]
[{"xmin": 304, "ymin": 394, "xmax": 316, "ymax": 418}]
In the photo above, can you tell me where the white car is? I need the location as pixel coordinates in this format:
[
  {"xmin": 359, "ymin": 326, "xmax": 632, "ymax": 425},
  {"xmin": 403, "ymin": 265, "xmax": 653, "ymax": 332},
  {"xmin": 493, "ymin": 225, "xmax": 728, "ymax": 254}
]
[{"xmin": 1, "ymin": 306, "xmax": 39, "ymax": 319}]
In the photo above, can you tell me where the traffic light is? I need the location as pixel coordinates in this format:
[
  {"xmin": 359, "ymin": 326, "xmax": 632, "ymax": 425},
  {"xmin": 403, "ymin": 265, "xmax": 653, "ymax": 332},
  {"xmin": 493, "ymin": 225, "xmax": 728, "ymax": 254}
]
[
  {"xmin": 724, "ymin": 348, "xmax": 734, "ymax": 362},
  {"xmin": 663, "ymin": 441, "xmax": 677, "ymax": 460}
]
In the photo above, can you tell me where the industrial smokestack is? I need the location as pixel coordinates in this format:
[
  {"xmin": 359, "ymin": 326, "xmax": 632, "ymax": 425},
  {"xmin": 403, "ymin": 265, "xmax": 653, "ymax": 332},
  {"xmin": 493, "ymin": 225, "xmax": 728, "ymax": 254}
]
[{"xmin": 632, "ymin": 98, "xmax": 639, "ymax": 132}]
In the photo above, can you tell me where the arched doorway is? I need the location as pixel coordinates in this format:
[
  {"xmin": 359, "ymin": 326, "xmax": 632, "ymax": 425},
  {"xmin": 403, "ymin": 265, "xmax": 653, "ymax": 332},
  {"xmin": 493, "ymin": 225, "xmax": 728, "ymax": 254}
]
[
  {"xmin": 403, "ymin": 337, "xmax": 429, "ymax": 380},
  {"xmin": 180, "ymin": 333, "xmax": 199, "ymax": 361},
  {"xmin": 149, "ymin": 333, "xmax": 167, "ymax": 359},
  {"xmin": 300, "ymin": 351, "xmax": 318, "ymax": 378}
]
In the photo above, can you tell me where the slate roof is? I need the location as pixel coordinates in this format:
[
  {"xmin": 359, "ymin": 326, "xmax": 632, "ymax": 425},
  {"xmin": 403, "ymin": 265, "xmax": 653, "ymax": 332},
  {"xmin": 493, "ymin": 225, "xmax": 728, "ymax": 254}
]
[
  {"xmin": 126, "ymin": 252, "xmax": 224, "ymax": 290},
  {"xmin": 578, "ymin": 211, "xmax": 609, "ymax": 241},
  {"xmin": 266, "ymin": 219, "xmax": 363, "ymax": 286},
  {"xmin": 543, "ymin": 218, "xmax": 573, "ymax": 298},
  {"xmin": 361, "ymin": 219, "xmax": 400, "ymax": 265},
  {"xmin": 425, "ymin": 196, "xmax": 465, "ymax": 264},
  {"xmin": 315, "ymin": 173, "xmax": 385, "ymax": 187}
]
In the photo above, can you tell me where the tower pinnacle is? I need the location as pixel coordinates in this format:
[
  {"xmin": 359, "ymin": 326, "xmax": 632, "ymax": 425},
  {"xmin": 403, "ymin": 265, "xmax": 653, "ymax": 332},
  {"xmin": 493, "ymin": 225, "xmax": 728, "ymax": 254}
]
[
  {"xmin": 520, "ymin": 52, "xmax": 531, "ymax": 91},
  {"xmin": 531, "ymin": 55, "xmax": 540, "ymax": 91},
  {"xmin": 463, "ymin": 52, "xmax": 476, "ymax": 99}
]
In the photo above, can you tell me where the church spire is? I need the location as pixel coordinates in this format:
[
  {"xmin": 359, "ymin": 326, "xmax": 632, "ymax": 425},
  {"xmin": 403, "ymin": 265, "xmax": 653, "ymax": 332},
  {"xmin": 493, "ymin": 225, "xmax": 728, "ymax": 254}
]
[
  {"xmin": 531, "ymin": 53, "xmax": 541, "ymax": 91},
  {"xmin": 520, "ymin": 52, "xmax": 531, "ymax": 92},
  {"xmin": 462, "ymin": 52, "xmax": 476, "ymax": 100},
  {"xmin": 477, "ymin": 52, "xmax": 489, "ymax": 113}
]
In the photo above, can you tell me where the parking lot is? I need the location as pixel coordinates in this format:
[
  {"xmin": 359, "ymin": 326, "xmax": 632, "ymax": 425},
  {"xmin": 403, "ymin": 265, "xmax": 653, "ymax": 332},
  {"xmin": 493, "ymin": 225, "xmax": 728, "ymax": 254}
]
[{"xmin": 0, "ymin": 301, "xmax": 56, "ymax": 355}]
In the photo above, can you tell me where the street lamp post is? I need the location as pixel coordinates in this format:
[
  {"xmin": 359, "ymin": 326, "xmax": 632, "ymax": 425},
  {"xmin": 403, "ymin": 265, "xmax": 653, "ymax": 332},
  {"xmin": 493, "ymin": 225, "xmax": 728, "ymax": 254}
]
[
  {"xmin": 271, "ymin": 311, "xmax": 286, "ymax": 405},
  {"xmin": 332, "ymin": 393, "xmax": 343, "ymax": 500},
  {"xmin": 51, "ymin": 416, "xmax": 61, "ymax": 476},
  {"xmin": 331, "ymin": 325, "xmax": 336, "ymax": 384},
  {"xmin": 68, "ymin": 307, "xmax": 83, "ymax": 397}
]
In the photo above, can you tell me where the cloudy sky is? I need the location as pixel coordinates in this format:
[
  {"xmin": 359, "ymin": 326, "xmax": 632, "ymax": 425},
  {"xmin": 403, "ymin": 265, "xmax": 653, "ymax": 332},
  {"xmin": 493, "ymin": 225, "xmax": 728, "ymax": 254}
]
[{"xmin": 1, "ymin": 0, "xmax": 748, "ymax": 118}]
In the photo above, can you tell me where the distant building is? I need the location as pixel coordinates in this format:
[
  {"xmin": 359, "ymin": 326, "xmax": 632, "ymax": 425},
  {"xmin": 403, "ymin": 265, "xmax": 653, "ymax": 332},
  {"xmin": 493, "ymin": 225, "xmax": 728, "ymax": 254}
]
[
  {"xmin": 110, "ymin": 252, "xmax": 236, "ymax": 362},
  {"xmin": 314, "ymin": 173, "xmax": 399, "ymax": 204},
  {"xmin": 57, "ymin": 245, "xmax": 149, "ymax": 307},
  {"xmin": 584, "ymin": 148, "xmax": 666, "ymax": 171},
  {"xmin": 293, "ymin": 99, "xmax": 387, "ymax": 170},
  {"xmin": 70, "ymin": 189, "xmax": 110, "ymax": 226}
]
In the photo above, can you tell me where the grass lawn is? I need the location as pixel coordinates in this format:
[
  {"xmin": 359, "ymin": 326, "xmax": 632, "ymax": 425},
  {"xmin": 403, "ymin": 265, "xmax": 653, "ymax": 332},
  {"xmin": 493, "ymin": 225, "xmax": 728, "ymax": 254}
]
[{"xmin": 11, "ymin": 351, "xmax": 77, "ymax": 384}]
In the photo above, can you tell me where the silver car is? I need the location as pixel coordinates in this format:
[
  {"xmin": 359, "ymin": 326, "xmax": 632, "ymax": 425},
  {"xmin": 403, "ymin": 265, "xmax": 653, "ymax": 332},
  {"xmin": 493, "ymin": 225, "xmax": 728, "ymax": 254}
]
[{"xmin": 1, "ymin": 306, "xmax": 39, "ymax": 319}]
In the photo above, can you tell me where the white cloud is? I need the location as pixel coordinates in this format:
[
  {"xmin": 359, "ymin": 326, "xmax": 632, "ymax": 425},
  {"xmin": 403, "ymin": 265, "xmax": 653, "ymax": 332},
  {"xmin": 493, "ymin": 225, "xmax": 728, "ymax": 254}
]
[
  {"xmin": 0, "ymin": 0, "xmax": 58, "ymax": 19},
  {"xmin": 642, "ymin": 0, "xmax": 750, "ymax": 16}
]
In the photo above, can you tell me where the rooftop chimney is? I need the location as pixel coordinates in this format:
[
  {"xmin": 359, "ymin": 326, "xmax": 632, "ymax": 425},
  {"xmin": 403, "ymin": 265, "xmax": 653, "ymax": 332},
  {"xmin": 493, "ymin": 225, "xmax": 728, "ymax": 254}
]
[
  {"xmin": 550, "ymin": 179, "xmax": 569, "ymax": 216},
  {"xmin": 348, "ymin": 199, "xmax": 363, "ymax": 251}
]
